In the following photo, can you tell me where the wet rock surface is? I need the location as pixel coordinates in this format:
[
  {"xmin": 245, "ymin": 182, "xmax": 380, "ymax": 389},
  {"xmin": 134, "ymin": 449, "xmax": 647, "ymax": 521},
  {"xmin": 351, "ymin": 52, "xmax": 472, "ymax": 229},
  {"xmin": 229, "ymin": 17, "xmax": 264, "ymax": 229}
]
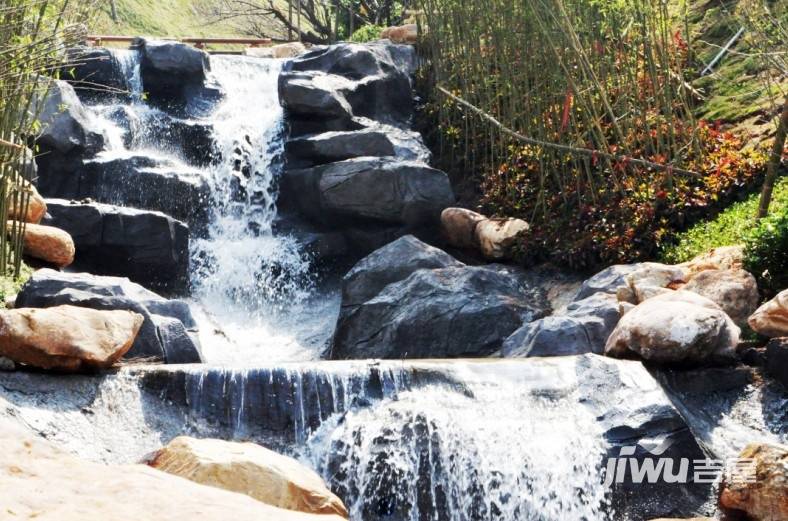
[
  {"xmin": 331, "ymin": 265, "xmax": 549, "ymax": 359},
  {"xmin": 43, "ymin": 199, "xmax": 190, "ymax": 292}
]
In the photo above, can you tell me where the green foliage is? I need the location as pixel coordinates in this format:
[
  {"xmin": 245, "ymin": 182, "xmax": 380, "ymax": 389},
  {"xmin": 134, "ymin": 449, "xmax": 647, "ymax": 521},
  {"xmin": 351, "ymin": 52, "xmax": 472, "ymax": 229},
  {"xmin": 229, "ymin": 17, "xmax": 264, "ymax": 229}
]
[
  {"xmin": 0, "ymin": 261, "xmax": 32, "ymax": 307},
  {"xmin": 744, "ymin": 206, "xmax": 788, "ymax": 296},
  {"xmin": 350, "ymin": 24, "xmax": 384, "ymax": 43},
  {"xmin": 661, "ymin": 176, "xmax": 788, "ymax": 263}
]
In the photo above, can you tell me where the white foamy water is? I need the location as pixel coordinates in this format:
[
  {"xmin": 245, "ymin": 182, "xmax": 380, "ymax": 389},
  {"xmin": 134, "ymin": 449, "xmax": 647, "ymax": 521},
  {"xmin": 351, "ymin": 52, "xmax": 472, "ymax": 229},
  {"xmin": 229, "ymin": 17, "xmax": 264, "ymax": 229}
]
[
  {"xmin": 189, "ymin": 56, "xmax": 333, "ymax": 364},
  {"xmin": 300, "ymin": 366, "xmax": 610, "ymax": 521}
]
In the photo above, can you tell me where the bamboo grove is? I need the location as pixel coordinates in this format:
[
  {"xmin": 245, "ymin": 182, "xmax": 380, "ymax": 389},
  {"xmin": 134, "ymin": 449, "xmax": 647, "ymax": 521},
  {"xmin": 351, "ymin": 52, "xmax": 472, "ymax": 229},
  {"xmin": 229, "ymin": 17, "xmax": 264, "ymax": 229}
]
[
  {"xmin": 420, "ymin": 0, "xmax": 778, "ymax": 268},
  {"xmin": 0, "ymin": 0, "xmax": 91, "ymax": 277}
]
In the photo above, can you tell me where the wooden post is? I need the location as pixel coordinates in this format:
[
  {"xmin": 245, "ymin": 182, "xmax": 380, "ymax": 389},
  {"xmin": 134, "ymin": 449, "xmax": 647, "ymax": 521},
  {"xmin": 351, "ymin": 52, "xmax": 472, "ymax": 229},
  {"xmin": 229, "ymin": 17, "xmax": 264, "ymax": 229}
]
[{"xmin": 758, "ymin": 96, "xmax": 788, "ymax": 219}]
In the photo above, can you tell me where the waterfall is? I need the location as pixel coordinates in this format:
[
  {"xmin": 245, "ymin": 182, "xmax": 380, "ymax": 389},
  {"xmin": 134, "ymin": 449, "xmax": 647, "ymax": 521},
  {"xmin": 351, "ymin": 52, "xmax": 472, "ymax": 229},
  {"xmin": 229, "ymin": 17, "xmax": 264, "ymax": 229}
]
[
  {"xmin": 188, "ymin": 55, "xmax": 336, "ymax": 364},
  {"xmin": 85, "ymin": 50, "xmax": 338, "ymax": 364}
]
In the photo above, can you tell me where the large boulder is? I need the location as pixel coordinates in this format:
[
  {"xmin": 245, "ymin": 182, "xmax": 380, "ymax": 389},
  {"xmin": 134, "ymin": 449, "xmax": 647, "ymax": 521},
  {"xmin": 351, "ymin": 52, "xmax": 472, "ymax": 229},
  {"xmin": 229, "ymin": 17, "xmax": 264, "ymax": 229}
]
[
  {"xmin": 340, "ymin": 235, "xmax": 463, "ymax": 308},
  {"xmin": 279, "ymin": 71, "xmax": 355, "ymax": 122},
  {"xmin": 36, "ymin": 79, "xmax": 105, "ymax": 155},
  {"xmin": 148, "ymin": 437, "xmax": 348, "ymax": 518},
  {"xmin": 7, "ymin": 177, "xmax": 47, "ymax": 224},
  {"xmin": 680, "ymin": 245, "xmax": 744, "ymax": 276},
  {"xmin": 749, "ymin": 289, "xmax": 788, "ymax": 338},
  {"xmin": 59, "ymin": 46, "xmax": 128, "ymax": 98},
  {"xmin": 574, "ymin": 264, "xmax": 643, "ymax": 301},
  {"xmin": 605, "ymin": 290, "xmax": 740, "ymax": 364},
  {"xmin": 441, "ymin": 207, "xmax": 486, "ymax": 249},
  {"xmin": 16, "ymin": 223, "xmax": 75, "ymax": 267},
  {"xmin": 719, "ymin": 443, "xmax": 788, "ymax": 520},
  {"xmin": 331, "ymin": 266, "xmax": 549, "ymax": 359},
  {"xmin": 138, "ymin": 39, "xmax": 212, "ymax": 104},
  {"xmin": 474, "ymin": 217, "xmax": 529, "ymax": 260},
  {"xmin": 281, "ymin": 43, "xmax": 416, "ymax": 128},
  {"xmin": 684, "ymin": 269, "xmax": 759, "ymax": 328},
  {"xmin": 504, "ymin": 293, "xmax": 620, "ymax": 357},
  {"xmin": 285, "ymin": 126, "xmax": 430, "ymax": 168},
  {"xmin": 16, "ymin": 269, "xmax": 202, "ymax": 364},
  {"xmin": 0, "ymin": 420, "xmax": 346, "ymax": 521},
  {"xmin": 38, "ymin": 154, "xmax": 211, "ymax": 229},
  {"xmin": 43, "ymin": 199, "xmax": 190, "ymax": 293},
  {"xmin": 615, "ymin": 262, "xmax": 687, "ymax": 304},
  {"xmin": 281, "ymin": 157, "xmax": 453, "ymax": 227},
  {"xmin": 0, "ymin": 305, "xmax": 143, "ymax": 371}
]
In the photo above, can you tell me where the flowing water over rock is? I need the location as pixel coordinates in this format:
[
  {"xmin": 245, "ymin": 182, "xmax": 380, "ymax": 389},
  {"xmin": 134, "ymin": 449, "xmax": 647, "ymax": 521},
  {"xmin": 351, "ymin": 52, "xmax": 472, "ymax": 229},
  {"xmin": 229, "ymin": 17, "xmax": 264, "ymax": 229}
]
[{"xmin": 86, "ymin": 51, "xmax": 338, "ymax": 364}]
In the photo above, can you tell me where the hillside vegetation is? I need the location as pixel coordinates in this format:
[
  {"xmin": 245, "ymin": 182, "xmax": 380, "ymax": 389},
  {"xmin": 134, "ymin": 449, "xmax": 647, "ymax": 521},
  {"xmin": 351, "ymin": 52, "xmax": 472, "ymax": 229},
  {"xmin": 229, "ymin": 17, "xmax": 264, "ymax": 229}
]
[{"xmin": 90, "ymin": 0, "xmax": 248, "ymax": 38}]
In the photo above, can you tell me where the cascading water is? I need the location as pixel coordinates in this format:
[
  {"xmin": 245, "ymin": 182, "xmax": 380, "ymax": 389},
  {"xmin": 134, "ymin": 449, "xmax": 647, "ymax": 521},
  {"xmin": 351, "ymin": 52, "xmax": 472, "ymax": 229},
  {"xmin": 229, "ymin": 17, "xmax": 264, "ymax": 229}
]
[
  {"xmin": 84, "ymin": 50, "xmax": 339, "ymax": 363},
  {"xmin": 188, "ymin": 55, "xmax": 338, "ymax": 364}
]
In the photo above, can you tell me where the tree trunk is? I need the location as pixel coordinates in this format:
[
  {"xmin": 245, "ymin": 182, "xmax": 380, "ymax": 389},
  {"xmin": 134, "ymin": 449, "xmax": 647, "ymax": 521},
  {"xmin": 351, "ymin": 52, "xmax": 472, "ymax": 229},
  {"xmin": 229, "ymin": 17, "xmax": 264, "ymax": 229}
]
[
  {"xmin": 757, "ymin": 96, "xmax": 788, "ymax": 219},
  {"xmin": 109, "ymin": 0, "xmax": 118, "ymax": 22}
]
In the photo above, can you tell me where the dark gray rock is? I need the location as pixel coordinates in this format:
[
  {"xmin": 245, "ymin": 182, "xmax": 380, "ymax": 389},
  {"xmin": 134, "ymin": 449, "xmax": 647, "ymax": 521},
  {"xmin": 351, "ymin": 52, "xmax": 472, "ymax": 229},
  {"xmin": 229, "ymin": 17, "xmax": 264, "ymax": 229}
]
[
  {"xmin": 42, "ymin": 199, "xmax": 190, "ymax": 293},
  {"xmin": 138, "ymin": 39, "xmax": 210, "ymax": 103},
  {"xmin": 279, "ymin": 71, "xmax": 355, "ymax": 121},
  {"xmin": 37, "ymin": 80, "xmax": 105, "ymax": 155},
  {"xmin": 281, "ymin": 157, "xmax": 453, "ymax": 227},
  {"xmin": 104, "ymin": 107, "xmax": 216, "ymax": 166},
  {"xmin": 285, "ymin": 125, "xmax": 430, "ymax": 168},
  {"xmin": 340, "ymin": 235, "xmax": 463, "ymax": 308},
  {"xmin": 15, "ymin": 269, "xmax": 201, "ymax": 364},
  {"xmin": 503, "ymin": 293, "xmax": 621, "ymax": 357},
  {"xmin": 574, "ymin": 264, "xmax": 641, "ymax": 301},
  {"xmin": 502, "ymin": 315, "xmax": 593, "ymax": 357},
  {"xmin": 281, "ymin": 43, "xmax": 416, "ymax": 128},
  {"xmin": 766, "ymin": 337, "xmax": 788, "ymax": 388},
  {"xmin": 331, "ymin": 266, "xmax": 549, "ymax": 359},
  {"xmin": 38, "ymin": 154, "xmax": 210, "ymax": 229},
  {"xmin": 59, "ymin": 46, "xmax": 128, "ymax": 99},
  {"xmin": 565, "ymin": 292, "xmax": 622, "ymax": 350}
]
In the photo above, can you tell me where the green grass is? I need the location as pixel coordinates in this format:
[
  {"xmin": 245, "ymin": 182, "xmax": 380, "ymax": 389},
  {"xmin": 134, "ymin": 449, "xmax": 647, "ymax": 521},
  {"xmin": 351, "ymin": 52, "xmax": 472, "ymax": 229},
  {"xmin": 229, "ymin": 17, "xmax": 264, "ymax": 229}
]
[
  {"xmin": 0, "ymin": 262, "xmax": 33, "ymax": 308},
  {"xmin": 660, "ymin": 176, "xmax": 788, "ymax": 263},
  {"xmin": 90, "ymin": 0, "xmax": 254, "ymax": 39}
]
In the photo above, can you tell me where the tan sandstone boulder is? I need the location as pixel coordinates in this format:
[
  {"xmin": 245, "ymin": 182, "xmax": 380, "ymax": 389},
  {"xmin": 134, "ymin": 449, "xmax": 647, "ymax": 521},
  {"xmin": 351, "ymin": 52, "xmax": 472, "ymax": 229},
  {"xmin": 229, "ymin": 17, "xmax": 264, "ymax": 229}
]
[
  {"xmin": 0, "ymin": 305, "xmax": 144, "ymax": 371},
  {"xmin": 7, "ymin": 180, "xmax": 47, "ymax": 223},
  {"xmin": 615, "ymin": 262, "xmax": 687, "ymax": 304},
  {"xmin": 0, "ymin": 420, "xmax": 346, "ymax": 521},
  {"xmin": 605, "ymin": 290, "xmax": 740, "ymax": 363},
  {"xmin": 681, "ymin": 245, "xmax": 744, "ymax": 276},
  {"xmin": 749, "ymin": 289, "xmax": 788, "ymax": 338},
  {"xmin": 474, "ymin": 217, "xmax": 529, "ymax": 260},
  {"xmin": 13, "ymin": 222, "xmax": 75, "ymax": 267},
  {"xmin": 246, "ymin": 42, "xmax": 308, "ymax": 59},
  {"xmin": 684, "ymin": 269, "xmax": 759, "ymax": 328},
  {"xmin": 720, "ymin": 443, "xmax": 788, "ymax": 521},
  {"xmin": 381, "ymin": 24, "xmax": 418, "ymax": 44},
  {"xmin": 148, "ymin": 436, "xmax": 348, "ymax": 518},
  {"xmin": 441, "ymin": 207, "xmax": 485, "ymax": 249}
]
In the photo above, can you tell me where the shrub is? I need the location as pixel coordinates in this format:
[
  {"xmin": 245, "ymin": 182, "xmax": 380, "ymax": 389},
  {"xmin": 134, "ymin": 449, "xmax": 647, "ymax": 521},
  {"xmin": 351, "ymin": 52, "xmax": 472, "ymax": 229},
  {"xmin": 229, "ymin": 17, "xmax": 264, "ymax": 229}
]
[
  {"xmin": 350, "ymin": 25, "xmax": 384, "ymax": 43},
  {"xmin": 661, "ymin": 176, "xmax": 788, "ymax": 264},
  {"xmin": 744, "ymin": 208, "xmax": 788, "ymax": 297}
]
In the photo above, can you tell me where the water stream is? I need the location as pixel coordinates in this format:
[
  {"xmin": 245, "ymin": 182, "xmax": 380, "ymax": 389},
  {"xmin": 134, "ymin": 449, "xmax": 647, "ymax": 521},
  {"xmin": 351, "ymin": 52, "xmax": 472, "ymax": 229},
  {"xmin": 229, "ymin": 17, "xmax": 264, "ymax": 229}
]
[{"xmin": 92, "ymin": 51, "xmax": 338, "ymax": 364}]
